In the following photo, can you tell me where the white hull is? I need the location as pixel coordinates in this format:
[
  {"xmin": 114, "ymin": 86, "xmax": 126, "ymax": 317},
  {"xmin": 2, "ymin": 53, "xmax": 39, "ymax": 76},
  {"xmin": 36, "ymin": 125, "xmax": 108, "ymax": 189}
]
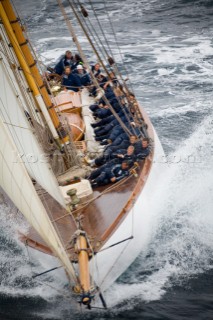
[
  {"xmin": 92, "ymin": 128, "xmax": 165, "ymax": 292},
  {"xmin": 27, "ymin": 127, "xmax": 165, "ymax": 298}
]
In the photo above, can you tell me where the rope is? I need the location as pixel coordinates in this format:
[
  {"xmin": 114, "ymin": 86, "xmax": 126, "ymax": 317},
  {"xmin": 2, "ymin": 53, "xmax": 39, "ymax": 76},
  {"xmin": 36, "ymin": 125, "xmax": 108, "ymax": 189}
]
[
  {"xmin": 72, "ymin": 1, "xmax": 144, "ymax": 131},
  {"xmin": 2, "ymin": 121, "xmax": 33, "ymax": 131},
  {"xmin": 84, "ymin": 0, "xmax": 136, "ymax": 110},
  {"xmin": 100, "ymin": 237, "xmax": 131, "ymax": 287},
  {"xmin": 74, "ymin": 2, "xmax": 141, "ymax": 132},
  {"xmin": 93, "ymin": 199, "xmax": 136, "ymax": 288},
  {"xmin": 68, "ymin": 0, "xmax": 110, "ymax": 78},
  {"xmin": 0, "ymin": 39, "xmax": 44, "ymax": 135},
  {"xmin": 74, "ymin": 0, "xmax": 109, "ymax": 68},
  {"xmin": 25, "ymin": 241, "xmax": 34, "ymax": 275},
  {"xmin": 0, "ymin": 39, "xmax": 79, "ymax": 285},
  {"xmin": 64, "ymin": 171, "xmax": 136, "ymax": 248},
  {"xmin": 35, "ymin": 279, "xmax": 72, "ymax": 300},
  {"xmin": 58, "ymin": 0, "xmax": 131, "ymax": 136},
  {"xmin": 25, "ymin": 240, "xmax": 75, "ymax": 300},
  {"xmin": 103, "ymin": 1, "xmax": 135, "ymax": 94},
  {"xmin": 57, "ymin": 0, "xmax": 132, "ymax": 137},
  {"xmin": 0, "ymin": 21, "xmax": 70, "ymax": 147},
  {"xmin": 75, "ymin": 0, "xmax": 113, "ymax": 68},
  {"xmin": 88, "ymin": 0, "xmax": 115, "ymax": 60},
  {"xmin": 1, "ymin": 31, "xmax": 79, "ymax": 167}
]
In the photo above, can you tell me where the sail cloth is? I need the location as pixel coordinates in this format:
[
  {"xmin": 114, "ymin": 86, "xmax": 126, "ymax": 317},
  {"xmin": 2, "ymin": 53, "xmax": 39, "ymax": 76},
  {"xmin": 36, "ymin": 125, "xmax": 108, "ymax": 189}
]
[
  {"xmin": 0, "ymin": 55, "xmax": 65, "ymax": 208},
  {"xmin": 0, "ymin": 116, "xmax": 77, "ymax": 282}
]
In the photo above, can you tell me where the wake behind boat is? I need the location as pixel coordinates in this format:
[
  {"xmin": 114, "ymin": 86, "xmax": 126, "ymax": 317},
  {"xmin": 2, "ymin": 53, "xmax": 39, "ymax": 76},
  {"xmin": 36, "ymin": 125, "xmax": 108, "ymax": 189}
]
[{"xmin": 0, "ymin": 0, "xmax": 164, "ymax": 309}]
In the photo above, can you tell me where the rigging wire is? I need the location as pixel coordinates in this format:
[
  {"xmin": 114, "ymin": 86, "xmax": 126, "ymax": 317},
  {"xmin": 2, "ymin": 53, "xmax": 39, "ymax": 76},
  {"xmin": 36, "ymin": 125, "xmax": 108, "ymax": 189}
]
[
  {"xmin": 67, "ymin": 0, "xmax": 110, "ymax": 78},
  {"xmin": 87, "ymin": 0, "xmax": 116, "ymax": 60},
  {"xmin": 0, "ymin": 32, "xmax": 44, "ymax": 131},
  {"xmin": 102, "ymin": 1, "xmax": 135, "ymax": 94},
  {"xmin": 58, "ymin": 0, "xmax": 132, "ymax": 137},
  {"xmin": 64, "ymin": 170, "xmax": 137, "ymax": 248},
  {"xmin": 0, "ymin": 21, "xmax": 77, "ymax": 167},
  {"xmin": 84, "ymin": 0, "xmax": 135, "ymax": 99},
  {"xmin": 0, "ymin": 14, "xmax": 70, "ymax": 147},
  {"xmin": 73, "ymin": 1, "xmax": 142, "ymax": 131},
  {"xmin": 25, "ymin": 244, "xmax": 72, "ymax": 299},
  {"xmin": 74, "ymin": 0, "xmax": 112, "ymax": 66},
  {"xmin": 0, "ymin": 143, "xmax": 76, "ymax": 282},
  {"xmin": 76, "ymin": 0, "xmax": 131, "ymax": 95}
]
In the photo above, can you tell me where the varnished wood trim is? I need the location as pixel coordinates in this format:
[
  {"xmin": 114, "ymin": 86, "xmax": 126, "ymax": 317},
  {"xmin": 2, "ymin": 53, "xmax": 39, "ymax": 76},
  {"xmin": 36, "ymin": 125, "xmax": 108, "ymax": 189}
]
[{"xmin": 20, "ymin": 234, "xmax": 53, "ymax": 255}]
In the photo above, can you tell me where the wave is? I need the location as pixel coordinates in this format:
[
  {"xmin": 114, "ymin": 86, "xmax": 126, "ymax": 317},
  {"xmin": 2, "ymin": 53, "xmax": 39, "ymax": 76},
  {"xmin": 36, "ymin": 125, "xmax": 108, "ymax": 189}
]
[{"xmin": 103, "ymin": 113, "xmax": 213, "ymax": 309}]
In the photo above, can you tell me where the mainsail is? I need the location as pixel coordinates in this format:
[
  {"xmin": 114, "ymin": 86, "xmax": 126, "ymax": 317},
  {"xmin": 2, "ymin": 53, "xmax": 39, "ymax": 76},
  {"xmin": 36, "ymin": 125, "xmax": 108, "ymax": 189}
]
[
  {"xmin": 0, "ymin": 115, "xmax": 77, "ymax": 282},
  {"xmin": 0, "ymin": 50, "xmax": 65, "ymax": 208}
]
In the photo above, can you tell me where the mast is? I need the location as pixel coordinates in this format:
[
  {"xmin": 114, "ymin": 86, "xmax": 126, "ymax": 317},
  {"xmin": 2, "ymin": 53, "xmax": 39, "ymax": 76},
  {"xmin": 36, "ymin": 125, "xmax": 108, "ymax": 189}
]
[{"xmin": 0, "ymin": 2, "xmax": 69, "ymax": 146}]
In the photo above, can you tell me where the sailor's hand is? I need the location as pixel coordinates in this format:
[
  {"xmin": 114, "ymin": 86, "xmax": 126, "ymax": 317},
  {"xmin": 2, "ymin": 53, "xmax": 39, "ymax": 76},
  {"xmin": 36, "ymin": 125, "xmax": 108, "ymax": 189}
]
[{"xmin": 111, "ymin": 177, "xmax": 116, "ymax": 182}]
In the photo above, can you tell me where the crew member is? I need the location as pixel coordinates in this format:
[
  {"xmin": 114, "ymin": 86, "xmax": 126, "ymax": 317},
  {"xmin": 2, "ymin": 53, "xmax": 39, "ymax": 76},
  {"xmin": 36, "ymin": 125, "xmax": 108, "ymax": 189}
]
[
  {"xmin": 61, "ymin": 66, "xmax": 82, "ymax": 92},
  {"xmin": 54, "ymin": 50, "xmax": 75, "ymax": 75},
  {"xmin": 74, "ymin": 65, "xmax": 91, "ymax": 86},
  {"xmin": 89, "ymin": 161, "xmax": 130, "ymax": 187}
]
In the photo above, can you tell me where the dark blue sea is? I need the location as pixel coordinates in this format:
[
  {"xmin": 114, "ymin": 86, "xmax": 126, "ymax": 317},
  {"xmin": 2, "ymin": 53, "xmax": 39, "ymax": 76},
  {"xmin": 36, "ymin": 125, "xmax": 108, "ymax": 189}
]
[{"xmin": 1, "ymin": 0, "xmax": 213, "ymax": 319}]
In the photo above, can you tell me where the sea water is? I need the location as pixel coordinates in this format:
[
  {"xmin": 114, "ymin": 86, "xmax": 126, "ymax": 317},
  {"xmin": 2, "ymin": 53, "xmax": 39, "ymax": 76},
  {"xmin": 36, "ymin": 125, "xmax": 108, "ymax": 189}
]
[{"xmin": 0, "ymin": 0, "xmax": 213, "ymax": 319}]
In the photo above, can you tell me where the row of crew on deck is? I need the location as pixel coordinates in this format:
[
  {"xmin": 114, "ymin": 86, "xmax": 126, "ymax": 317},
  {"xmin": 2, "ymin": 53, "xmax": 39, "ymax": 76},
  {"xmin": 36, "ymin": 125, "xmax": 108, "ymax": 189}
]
[
  {"xmin": 85, "ymin": 82, "xmax": 150, "ymax": 187},
  {"xmin": 53, "ymin": 50, "xmax": 102, "ymax": 91},
  {"xmin": 53, "ymin": 50, "xmax": 151, "ymax": 188},
  {"xmin": 87, "ymin": 136, "xmax": 150, "ymax": 187},
  {"xmin": 54, "ymin": 50, "xmax": 101, "ymax": 76}
]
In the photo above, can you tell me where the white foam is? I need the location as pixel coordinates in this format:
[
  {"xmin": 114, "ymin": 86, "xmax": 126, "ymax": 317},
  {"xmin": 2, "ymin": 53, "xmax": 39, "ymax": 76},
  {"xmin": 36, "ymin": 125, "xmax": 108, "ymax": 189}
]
[{"xmin": 103, "ymin": 114, "xmax": 213, "ymax": 307}]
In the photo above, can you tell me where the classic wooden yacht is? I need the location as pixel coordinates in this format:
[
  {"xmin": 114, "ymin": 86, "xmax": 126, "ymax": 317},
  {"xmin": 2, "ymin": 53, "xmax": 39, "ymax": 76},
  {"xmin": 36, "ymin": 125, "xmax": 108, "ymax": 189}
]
[{"xmin": 0, "ymin": 0, "xmax": 164, "ymax": 309}]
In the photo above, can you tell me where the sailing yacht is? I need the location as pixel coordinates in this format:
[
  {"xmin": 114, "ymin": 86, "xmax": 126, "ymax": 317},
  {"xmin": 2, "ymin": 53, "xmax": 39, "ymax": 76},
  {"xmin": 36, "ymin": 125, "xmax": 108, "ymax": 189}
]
[{"xmin": 0, "ymin": 0, "xmax": 164, "ymax": 309}]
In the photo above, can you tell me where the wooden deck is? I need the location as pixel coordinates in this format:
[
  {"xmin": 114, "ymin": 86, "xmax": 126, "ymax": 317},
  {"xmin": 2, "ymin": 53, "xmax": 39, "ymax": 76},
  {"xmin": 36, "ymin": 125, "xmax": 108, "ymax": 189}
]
[{"xmin": 22, "ymin": 106, "xmax": 155, "ymax": 258}]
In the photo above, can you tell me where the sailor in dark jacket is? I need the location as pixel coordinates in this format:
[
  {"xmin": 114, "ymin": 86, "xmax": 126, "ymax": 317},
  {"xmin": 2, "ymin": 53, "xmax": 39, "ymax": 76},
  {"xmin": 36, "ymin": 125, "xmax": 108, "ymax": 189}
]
[
  {"xmin": 95, "ymin": 118, "xmax": 135, "ymax": 143},
  {"xmin": 91, "ymin": 63, "xmax": 101, "ymax": 78},
  {"xmin": 71, "ymin": 54, "xmax": 83, "ymax": 71},
  {"xmin": 89, "ymin": 161, "xmax": 130, "ymax": 187},
  {"xmin": 93, "ymin": 100, "xmax": 121, "ymax": 120},
  {"xmin": 134, "ymin": 137, "xmax": 150, "ymax": 160},
  {"xmin": 54, "ymin": 50, "xmax": 75, "ymax": 75},
  {"xmin": 61, "ymin": 66, "xmax": 82, "ymax": 92},
  {"xmin": 104, "ymin": 135, "xmax": 137, "ymax": 155},
  {"xmin": 93, "ymin": 104, "xmax": 112, "ymax": 119},
  {"xmin": 87, "ymin": 145, "xmax": 135, "ymax": 167},
  {"xmin": 94, "ymin": 114, "xmax": 128, "ymax": 137},
  {"xmin": 91, "ymin": 105, "xmax": 130, "ymax": 128},
  {"xmin": 74, "ymin": 65, "xmax": 91, "ymax": 86}
]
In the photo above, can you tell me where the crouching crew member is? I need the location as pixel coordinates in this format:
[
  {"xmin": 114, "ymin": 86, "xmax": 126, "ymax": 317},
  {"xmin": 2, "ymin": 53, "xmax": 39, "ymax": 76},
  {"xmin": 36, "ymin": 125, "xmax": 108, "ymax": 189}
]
[
  {"xmin": 74, "ymin": 65, "xmax": 91, "ymax": 86},
  {"xmin": 87, "ymin": 145, "xmax": 135, "ymax": 168},
  {"xmin": 61, "ymin": 66, "xmax": 82, "ymax": 92},
  {"xmin": 134, "ymin": 137, "xmax": 150, "ymax": 160},
  {"xmin": 54, "ymin": 50, "xmax": 75, "ymax": 75},
  {"xmin": 89, "ymin": 161, "xmax": 130, "ymax": 187}
]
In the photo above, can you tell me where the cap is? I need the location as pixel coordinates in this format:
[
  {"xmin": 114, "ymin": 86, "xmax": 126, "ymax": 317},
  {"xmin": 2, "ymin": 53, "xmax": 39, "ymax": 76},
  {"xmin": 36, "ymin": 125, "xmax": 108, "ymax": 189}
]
[{"xmin": 77, "ymin": 65, "xmax": 83, "ymax": 70}]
